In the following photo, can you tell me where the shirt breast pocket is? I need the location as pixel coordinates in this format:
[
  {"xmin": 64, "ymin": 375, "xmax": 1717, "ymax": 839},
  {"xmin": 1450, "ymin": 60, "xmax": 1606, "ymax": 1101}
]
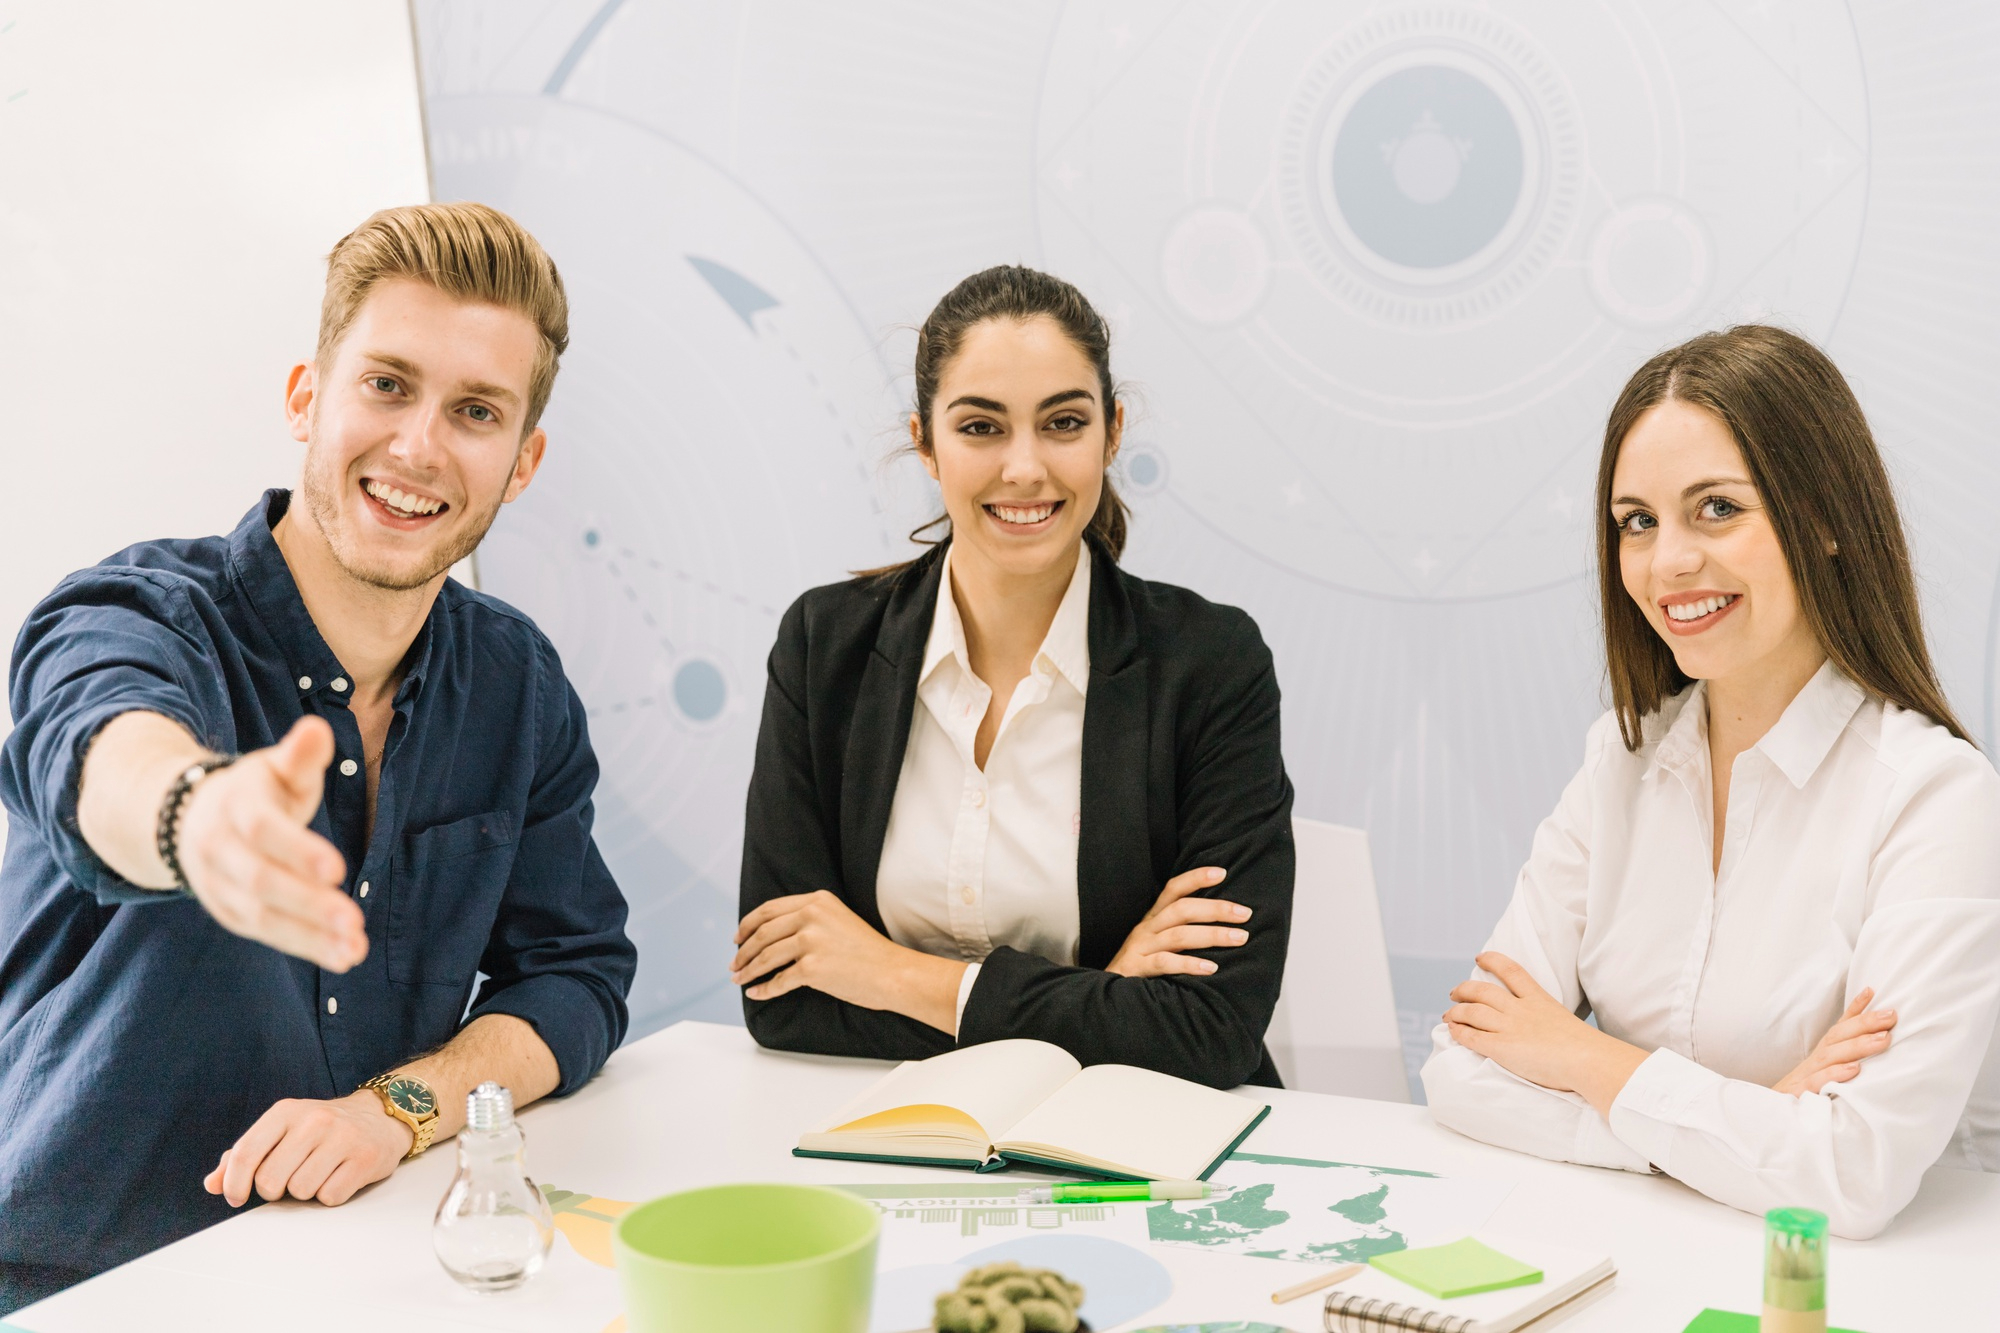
[{"xmin": 388, "ymin": 810, "xmax": 520, "ymax": 986}]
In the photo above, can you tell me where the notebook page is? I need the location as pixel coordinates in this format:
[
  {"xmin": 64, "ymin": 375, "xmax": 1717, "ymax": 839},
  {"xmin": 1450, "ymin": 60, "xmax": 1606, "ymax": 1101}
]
[
  {"xmin": 994, "ymin": 1063, "xmax": 1264, "ymax": 1179},
  {"xmin": 807, "ymin": 1039, "xmax": 1080, "ymax": 1142},
  {"xmin": 1322, "ymin": 1234, "xmax": 1613, "ymax": 1333}
]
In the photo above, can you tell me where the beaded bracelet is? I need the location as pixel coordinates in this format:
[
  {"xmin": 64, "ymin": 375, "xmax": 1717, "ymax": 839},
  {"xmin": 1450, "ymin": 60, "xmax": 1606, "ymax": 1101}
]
[{"xmin": 155, "ymin": 755, "xmax": 237, "ymax": 890}]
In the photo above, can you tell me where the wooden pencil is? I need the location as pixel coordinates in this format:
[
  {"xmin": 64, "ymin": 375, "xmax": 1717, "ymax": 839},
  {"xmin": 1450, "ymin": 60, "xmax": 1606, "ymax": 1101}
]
[{"xmin": 1271, "ymin": 1262, "xmax": 1367, "ymax": 1303}]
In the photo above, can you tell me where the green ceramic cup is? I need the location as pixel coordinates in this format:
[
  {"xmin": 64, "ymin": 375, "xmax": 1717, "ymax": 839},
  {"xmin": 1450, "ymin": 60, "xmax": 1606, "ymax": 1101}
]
[{"xmin": 612, "ymin": 1182, "xmax": 879, "ymax": 1333}]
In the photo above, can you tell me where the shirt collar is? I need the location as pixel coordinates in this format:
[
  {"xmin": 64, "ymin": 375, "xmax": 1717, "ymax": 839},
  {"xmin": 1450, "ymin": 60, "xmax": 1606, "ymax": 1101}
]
[
  {"xmin": 1647, "ymin": 681, "xmax": 1709, "ymax": 776},
  {"xmin": 921, "ymin": 544, "xmax": 1093, "ymax": 694},
  {"xmin": 226, "ymin": 488, "xmax": 439, "ymax": 706},
  {"xmin": 1754, "ymin": 660, "xmax": 1867, "ymax": 788},
  {"xmin": 1644, "ymin": 660, "xmax": 1865, "ymax": 788}
]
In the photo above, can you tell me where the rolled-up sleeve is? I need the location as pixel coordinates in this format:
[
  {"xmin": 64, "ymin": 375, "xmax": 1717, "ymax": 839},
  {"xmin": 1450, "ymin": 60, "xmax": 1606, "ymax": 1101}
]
[
  {"xmin": 1604, "ymin": 755, "xmax": 2000, "ymax": 1238},
  {"xmin": 1422, "ymin": 718, "xmax": 1656, "ymax": 1174},
  {"xmin": 1, "ymin": 570, "xmax": 232, "ymax": 904},
  {"xmin": 468, "ymin": 648, "xmax": 636, "ymax": 1095}
]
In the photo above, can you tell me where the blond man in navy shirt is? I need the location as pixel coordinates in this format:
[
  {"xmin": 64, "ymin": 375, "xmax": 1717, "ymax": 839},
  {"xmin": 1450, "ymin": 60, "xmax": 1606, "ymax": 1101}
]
[{"xmin": 0, "ymin": 203, "xmax": 633, "ymax": 1311}]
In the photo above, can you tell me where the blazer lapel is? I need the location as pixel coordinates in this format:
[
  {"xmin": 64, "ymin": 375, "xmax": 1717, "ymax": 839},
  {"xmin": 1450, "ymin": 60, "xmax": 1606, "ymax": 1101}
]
[
  {"xmin": 839, "ymin": 546, "xmax": 944, "ymax": 932},
  {"xmin": 1076, "ymin": 543, "xmax": 1154, "ymax": 969}
]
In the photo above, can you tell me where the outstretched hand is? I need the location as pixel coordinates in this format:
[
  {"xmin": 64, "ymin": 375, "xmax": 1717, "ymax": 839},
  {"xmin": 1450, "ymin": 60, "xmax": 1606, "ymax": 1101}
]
[
  {"xmin": 1106, "ymin": 866, "xmax": 1249, "ymax": 978},
  {"xmin": 1773, "ymin": 988, "xmax": 1896, "ymax": 1096},
  {"xmin": 177, "ymin": 716, "xmax": 364, "ymax": 972}
]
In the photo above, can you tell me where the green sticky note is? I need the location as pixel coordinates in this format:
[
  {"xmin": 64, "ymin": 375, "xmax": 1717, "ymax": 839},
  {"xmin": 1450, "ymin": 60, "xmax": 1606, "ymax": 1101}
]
[
  {"xmin": 1683, "ymin": 1312, "xmax": 1867, "ymax": 1333},
  {"xmin": 1369, "ymin": 1237, "xmax": 1543, "ymax": 1299}
]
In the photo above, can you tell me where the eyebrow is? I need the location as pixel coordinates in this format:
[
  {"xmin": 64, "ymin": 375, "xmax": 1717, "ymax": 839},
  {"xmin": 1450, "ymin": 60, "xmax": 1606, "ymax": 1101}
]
[
  {"xmin": 1609, "ymin": 476, "xmax": 1754, "ymax": 508},
  {"xmin": 362, "ymin": 353, "xmax": 521, "ymax": 408},
  {"xmin": 944, "ymin": 388, "xmax": 1097, "ymax": 414}
]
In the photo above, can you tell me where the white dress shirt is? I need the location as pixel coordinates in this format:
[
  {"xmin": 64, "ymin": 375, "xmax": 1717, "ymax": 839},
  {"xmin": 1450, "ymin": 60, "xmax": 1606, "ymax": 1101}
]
[
  {"xmin": 876, "ymin": 546, "xmax": 1090, "ymax": 1032},
  {"xmin": 1422, "ymin": 662, "xmax": 2000, "ymax": 1238}
]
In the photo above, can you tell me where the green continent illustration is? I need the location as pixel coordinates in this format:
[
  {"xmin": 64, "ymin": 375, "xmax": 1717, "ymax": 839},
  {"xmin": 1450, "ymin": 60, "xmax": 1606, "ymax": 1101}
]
[
  {"xmin": 1301, "ymin": 1229, "xmax": 1406, "ymax": 1263},
  {"xmin": 1330, "ymin": 1184, "xmax": 1389, "ymax": 1225},
  {"xmin": 1146, "ymin": 1183, "xmax": 1291, "ymax": 1245}
]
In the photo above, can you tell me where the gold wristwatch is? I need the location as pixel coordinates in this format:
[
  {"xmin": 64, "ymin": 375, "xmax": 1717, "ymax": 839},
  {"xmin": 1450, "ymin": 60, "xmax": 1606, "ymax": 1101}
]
[{"xmin": 362, "ymin": 1072, "xmax": 440, "ymax": 1159}]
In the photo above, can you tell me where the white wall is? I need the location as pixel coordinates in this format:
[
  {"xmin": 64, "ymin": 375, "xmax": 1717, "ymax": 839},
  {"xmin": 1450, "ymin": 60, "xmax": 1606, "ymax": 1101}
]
[
  {"xmin": 415, "ymin": 1, "xmax": 2000, "ymax": 1092},
  {"xmin": 0, "ymin": 0, "xmax": 432, "ymax": 852}
]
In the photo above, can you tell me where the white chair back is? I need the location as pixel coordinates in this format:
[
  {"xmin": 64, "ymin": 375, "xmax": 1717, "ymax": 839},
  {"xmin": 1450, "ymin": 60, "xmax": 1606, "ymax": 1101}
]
[{"xmin": 1266, "ymin": 818, "xmax": 1410, "ymax": 1102}]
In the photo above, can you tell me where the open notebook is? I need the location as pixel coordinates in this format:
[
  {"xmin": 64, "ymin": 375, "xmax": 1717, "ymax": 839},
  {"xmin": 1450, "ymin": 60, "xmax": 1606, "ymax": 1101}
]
[
  {"xmin": 794, "ymin": 1039, "xmax": 1269, "ymax": 1179},
  {"xmin": 1320, "ymin": 1235, "xmax": 1615, "ymax": 1333}
]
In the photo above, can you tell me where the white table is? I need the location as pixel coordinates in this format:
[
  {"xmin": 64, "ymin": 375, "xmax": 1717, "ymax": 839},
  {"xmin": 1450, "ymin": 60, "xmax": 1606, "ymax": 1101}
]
[{"xmin": 13, "ymin": 1021, "xmax": 1995, "ymax": 1331}]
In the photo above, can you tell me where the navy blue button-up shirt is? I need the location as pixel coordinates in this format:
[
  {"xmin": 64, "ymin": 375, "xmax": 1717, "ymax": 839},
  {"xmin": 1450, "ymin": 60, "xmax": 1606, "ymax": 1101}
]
[{"xmin": 0, "ymin": 491, "xmax": 634, "ymax": 1279}]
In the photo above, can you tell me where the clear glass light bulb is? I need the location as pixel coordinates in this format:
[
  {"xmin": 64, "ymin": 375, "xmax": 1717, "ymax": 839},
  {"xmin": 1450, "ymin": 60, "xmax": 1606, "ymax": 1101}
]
[{"xmin": 433, "ymin": 1081, "xmax": 554, "ymax": 1292}]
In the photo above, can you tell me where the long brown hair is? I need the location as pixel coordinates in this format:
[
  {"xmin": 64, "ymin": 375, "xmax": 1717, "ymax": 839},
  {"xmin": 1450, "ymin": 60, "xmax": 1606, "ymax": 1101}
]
[
  {"xmin": 859, "ymin": 265, "xmax": 1129, "ymax": 579},
  {"xmin": 1596, "ymin": 324, "xmax": 1968, "ymax": 749}
]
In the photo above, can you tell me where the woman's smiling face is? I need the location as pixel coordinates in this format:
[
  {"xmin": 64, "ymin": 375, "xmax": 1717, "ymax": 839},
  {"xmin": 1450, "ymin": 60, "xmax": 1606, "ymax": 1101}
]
[
  {"xmin": 916, "ymin": 315, "xmax": 1119, "ymax": 582},
  {"xmin": 1609, "ymin": 399, "xmax": 1818, "ymax": 686}
]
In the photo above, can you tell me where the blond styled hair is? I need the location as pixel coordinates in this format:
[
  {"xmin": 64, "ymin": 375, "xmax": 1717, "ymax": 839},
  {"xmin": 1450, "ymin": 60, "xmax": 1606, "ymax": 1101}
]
[{"xmin": 316, "ymin": 202, "xmax": 570, "ymax": 432}]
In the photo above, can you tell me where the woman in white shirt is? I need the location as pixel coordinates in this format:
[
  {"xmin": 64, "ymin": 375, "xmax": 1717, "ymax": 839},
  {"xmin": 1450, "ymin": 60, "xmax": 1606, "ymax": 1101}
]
[
  {"xmin": 1422, "ymin": 324, "xmax": 2000, "ymax": 1239},
  {"xmin": 730, "ymin": 266, "xmax": 1296, "ymax": 1088}
]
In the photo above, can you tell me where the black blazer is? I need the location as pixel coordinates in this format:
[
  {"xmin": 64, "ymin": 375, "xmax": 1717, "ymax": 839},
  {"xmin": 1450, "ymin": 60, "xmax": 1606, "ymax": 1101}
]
[{"xmin": 738, "ymin": 540, "xmax": 1295, "ymax": 1088}]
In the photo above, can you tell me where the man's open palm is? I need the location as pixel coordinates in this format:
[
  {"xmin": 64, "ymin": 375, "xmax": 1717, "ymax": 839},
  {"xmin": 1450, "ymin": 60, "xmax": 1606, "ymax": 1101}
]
[{"xmin": 176, "ymin": 716, "xmax": 366, "ymax": 971}]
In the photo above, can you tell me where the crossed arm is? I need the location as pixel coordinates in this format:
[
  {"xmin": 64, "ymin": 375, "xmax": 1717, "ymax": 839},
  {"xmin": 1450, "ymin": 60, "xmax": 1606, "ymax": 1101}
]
[
  {"xmin": 1425, "ymin": 739, "xmax": 2000, "ymax": 1238},
  {"xmin": 730, "ymin": 864, "xmax": 1253, "ymax": 1035},
  {"xmin": 1443, "ymin": 952, "xmax": 1896, "ymax": 1119}
]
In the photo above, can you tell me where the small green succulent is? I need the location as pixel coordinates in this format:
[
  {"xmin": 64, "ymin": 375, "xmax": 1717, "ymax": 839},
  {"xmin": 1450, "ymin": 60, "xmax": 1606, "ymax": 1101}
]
[{"xmin": 933, "ymin": 1260, "xmax": 1087, "ymax": 1333}]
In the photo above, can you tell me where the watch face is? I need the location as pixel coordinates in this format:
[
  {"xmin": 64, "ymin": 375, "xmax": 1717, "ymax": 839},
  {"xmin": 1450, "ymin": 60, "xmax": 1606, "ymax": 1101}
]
[{"xmin": 385, "ymin": 1076, "xmax": 435, "ymax": 1118}]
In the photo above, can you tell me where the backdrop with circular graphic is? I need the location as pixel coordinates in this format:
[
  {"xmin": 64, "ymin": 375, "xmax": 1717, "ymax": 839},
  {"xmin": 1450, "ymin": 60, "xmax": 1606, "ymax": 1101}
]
[{"xmin": 416, "ymin": 0, "xmax": 2000, "ymax": 1093}]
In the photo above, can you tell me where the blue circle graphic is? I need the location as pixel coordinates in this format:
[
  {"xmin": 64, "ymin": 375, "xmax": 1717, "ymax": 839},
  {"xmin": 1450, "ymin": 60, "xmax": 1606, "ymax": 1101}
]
[
  {"xmin": 672, "ymin": 659, "xmax": 727, "ymax": 722},
  {"xmin": 1331, "ymin": 65, "xmax": 1524, "ymax": 269}
]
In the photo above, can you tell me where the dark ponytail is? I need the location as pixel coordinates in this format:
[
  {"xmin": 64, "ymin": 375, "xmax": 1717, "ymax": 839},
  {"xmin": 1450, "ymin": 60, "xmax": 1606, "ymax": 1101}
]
[{"xmin": 863, "ymin": 265, "xmax": 1129, "ymax": 577}]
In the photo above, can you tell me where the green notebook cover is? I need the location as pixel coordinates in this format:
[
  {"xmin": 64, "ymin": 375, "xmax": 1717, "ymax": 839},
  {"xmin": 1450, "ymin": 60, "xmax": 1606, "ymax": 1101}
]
[
  {"xmin": 1370, "ymin": 1236, "xmax": 1543, "ymax": 1300},
  {"xmin": 791, "ymin": 1148, "xmax": 992, "ymax": 1171},
  {"xmin": 1683, "ymin": 1312, "xmax": 1866, "ymax": 1333}
]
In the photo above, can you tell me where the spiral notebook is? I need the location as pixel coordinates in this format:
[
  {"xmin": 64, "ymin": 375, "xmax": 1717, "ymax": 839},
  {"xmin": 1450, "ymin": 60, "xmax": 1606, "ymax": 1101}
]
[{"xmin": 1320, "ymin": 1235, "xmax": 1614, "ymax": 1333}]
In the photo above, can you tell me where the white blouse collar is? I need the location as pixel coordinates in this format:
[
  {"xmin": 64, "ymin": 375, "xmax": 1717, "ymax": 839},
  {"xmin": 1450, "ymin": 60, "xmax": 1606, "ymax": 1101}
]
[
  {"xmin": 1646, "ymin": 659, "xmax": 1867, "ymax": 788},
  {"xmin": 922, "ymin": 542, "xmax": 1093, "ymax": 694}
]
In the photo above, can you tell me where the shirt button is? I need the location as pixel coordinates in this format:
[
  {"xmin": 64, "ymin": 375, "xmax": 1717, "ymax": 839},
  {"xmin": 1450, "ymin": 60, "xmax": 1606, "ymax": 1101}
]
[
  {"xmin": 339, "ymin": 759, "xmax": 359, "ymax": 777},
  {"xmin": 959, "ymin": 885, "xmax": 975, "ymax": 906},
  {"xmin": 358, "ymin": 881, "xmax": 371, "ymax": 899},
  {"xmin": 971, "ymin": 790, "xmax": 986, "ymax": 808},
  {"xmin": 297, "ymin": 676, "xmax": 313, "ymax": 690},
  {"xmin": 326, "ymin": 997, "xmax": 338, "ymax": 1015},
  {"xmin": 331, "ymin": 677, "xmax": 349, "ymax": 693}
]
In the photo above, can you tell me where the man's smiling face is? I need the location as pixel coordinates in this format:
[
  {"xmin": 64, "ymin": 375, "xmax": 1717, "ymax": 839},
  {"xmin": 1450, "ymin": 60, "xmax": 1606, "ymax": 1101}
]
[{"xmin": 289, "ymin": 277, "xmax": 545, "ymax": 592}]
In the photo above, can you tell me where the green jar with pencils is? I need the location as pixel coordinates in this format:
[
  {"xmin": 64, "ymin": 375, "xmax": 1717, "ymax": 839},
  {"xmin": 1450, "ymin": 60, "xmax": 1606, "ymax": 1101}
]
[{"xmin": 1761, "ymin": 1207, "xmax": 1828, "ymax": 1333}]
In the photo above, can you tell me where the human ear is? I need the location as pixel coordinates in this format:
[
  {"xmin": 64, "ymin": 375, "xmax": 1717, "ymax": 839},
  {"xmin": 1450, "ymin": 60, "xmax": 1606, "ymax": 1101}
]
[
  {"xmin": 502, "ymin": 427, "xmax": 547, "ymax": 503},
  {"xmin": 912, "ymin": 412, "xmax": 940, "ymax": 483},
  {"xmin": 285, "ymin": 363, "xmax": 315, "ymax": 444},
  {"xmin": 1105, "ymin": 399, "xmax": 1124, "ymax": 465}
]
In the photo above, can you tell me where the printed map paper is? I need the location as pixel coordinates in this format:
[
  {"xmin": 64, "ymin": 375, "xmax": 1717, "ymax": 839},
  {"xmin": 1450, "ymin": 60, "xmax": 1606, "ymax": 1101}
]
[{"xmin": 1145, "ymin": 1151, "xmax": 1513, "ymax": 1265}]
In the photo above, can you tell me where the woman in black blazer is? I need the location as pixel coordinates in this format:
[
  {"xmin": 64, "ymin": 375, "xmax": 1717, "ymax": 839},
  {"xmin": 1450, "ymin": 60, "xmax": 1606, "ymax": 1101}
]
[{"xmin": 731, "ymin": 266, "xmax": 1295, "ymax": 1090}]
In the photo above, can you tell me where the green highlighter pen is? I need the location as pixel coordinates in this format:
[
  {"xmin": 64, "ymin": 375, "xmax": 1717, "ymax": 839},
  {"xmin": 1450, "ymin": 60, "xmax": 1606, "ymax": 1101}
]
[{"xmin": 1015, "ymin": 1180, "xmax": 1212, "ymax": 1204}]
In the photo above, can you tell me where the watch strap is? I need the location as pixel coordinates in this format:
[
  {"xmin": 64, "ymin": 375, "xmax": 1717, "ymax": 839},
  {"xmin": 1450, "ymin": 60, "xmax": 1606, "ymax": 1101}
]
[{"xmin": 155, "ymin": 754, "xmax": 236, "ymax": 891}]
